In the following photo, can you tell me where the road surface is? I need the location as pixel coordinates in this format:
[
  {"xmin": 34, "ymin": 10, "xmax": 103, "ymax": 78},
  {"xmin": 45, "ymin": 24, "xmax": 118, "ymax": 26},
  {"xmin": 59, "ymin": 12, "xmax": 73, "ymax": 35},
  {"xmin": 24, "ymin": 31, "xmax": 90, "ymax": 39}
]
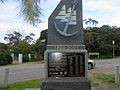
[
  {"xmin": 0, "ymin": 62, "xmax": 45, "ymax": 85},
  {"xmin": 91, "ymin": 58, "xmax": 120, "ymax": 74}
]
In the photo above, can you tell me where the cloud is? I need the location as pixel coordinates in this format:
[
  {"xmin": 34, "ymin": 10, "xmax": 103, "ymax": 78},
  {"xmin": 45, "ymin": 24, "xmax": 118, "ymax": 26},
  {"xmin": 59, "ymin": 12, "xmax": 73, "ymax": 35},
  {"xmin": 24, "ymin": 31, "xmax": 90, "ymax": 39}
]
[
  {"xmin": 83, "ymin": 0, "xmax": 120, "ymax": 27},
  {"xmin": 83, "ymin": 0, "xmax": 117, "ymax": 11}
]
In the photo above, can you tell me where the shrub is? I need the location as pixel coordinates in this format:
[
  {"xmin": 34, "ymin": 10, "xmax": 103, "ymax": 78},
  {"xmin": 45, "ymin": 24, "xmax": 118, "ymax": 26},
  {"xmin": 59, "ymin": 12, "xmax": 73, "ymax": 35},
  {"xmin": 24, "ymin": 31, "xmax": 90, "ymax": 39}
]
[
  {"xmin": 31, "ymin": 54, "xmax": 37, "ymax": 61},
  {"xmin": 23, "ymin": 54, "xmax": 29, "ymax": 62},
  {"xmin": 0, "ymin": 52, "xmax": 13, "ymax": 65}
]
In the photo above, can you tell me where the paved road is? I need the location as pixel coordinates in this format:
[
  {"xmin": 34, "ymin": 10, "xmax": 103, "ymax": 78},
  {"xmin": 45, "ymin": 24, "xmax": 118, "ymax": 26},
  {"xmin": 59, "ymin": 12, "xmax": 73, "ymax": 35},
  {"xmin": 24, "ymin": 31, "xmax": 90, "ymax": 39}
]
[
  {"xmin": 0, "ymin": 62, "xmax": 46, "ymax": 85},
  {"xmin": 91, "ymin": 58, "xmax": 120, "ymax": 74},
  {"xmin": 0, "ymin": 58, "xmax": 120, "ymax": 85}
]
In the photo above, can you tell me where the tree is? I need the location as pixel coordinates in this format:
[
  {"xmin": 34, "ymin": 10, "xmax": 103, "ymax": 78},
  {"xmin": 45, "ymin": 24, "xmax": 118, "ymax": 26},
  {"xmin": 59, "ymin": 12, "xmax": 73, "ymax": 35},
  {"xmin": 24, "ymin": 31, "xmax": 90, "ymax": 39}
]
[
  {"xmin": 4, "ymin": 31, "xmax": 35, "ymax": 46},
  {"xmin": 39, "ymin": 29, "xmax": 48, "ymax": 42},
  {"xmin": 34, "ymin": 29, "xmax": 47, "ymax": 60},
  {"xmin": 84, "ymin": 25, "xmax": 120, "ymax": 57},
  {"xmin": 24, "ymin": 33, "xmax": 35, "ymax": 44},
  {"xmin": 1, "ymin": 0, "xmax": 42, "ymax": 25},
  {"xmin": 0, "ymin": 43, "xmax": 8, "ymax": 52},
  {"xmin": 4, "ymin": 31, "xmax": 22, "ymax": 45},
  {"xmin": 84, "ymin": 32, "xmax": 94, "ymax": 51},
  {"xmin": 100, "ymin": 25, "xmax": 112, "ymax": 30},
  {"xmin": 13, "ymin": 41, "xmax": 31, "ymax": 55},
  {"xmin": 84, "ymin": 18, "xmax": 98, "ymax": 27},
  {"xmin": 98, "ymin": 44, "xmax": 112, "ymax": 56}
]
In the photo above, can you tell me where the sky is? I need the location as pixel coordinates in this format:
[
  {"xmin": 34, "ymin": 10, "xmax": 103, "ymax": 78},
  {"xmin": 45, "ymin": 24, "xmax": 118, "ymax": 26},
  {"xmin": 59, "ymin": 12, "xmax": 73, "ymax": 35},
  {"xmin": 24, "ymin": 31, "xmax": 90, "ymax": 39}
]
[{"xmin": 0, "ymin": 0, "xmax": 120, "ymax": 43}]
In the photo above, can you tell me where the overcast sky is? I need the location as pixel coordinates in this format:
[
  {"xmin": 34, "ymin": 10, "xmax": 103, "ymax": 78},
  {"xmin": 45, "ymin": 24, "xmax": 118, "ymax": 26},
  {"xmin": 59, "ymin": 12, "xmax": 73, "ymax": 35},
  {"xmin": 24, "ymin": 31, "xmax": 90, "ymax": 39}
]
[{"xmin": 0, "ymin": 0, "xmax": 120, "ymax": 43}]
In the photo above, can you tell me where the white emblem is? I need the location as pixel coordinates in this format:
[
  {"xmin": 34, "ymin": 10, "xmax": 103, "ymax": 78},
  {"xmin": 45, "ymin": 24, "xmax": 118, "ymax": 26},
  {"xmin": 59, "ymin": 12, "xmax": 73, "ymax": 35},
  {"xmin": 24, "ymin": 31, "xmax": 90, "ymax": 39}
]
[{"xmin": 54, "ymin": 0, "xmax": 78, "ymax": 37}]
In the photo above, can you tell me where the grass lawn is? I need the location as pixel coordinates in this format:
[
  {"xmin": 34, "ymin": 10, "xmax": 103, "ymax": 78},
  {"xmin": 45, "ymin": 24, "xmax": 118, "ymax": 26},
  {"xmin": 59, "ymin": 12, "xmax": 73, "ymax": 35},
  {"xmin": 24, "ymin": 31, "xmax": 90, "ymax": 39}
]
[
  {"xmin": 89, "ymin": 73, "xmax": 120, "ymax": 87},
  {"xmin": 89, "ymin": 73, "xmax": 120, "ymax": 90},
  {"xmin": 0, "ymin": 79, "xmax": 42, "ymax": 90}
]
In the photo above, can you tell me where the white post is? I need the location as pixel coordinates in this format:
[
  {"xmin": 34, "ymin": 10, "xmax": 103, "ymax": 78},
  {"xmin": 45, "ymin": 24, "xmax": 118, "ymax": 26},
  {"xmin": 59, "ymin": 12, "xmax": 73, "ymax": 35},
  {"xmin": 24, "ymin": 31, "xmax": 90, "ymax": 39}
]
[
  {"xmin": 28, "ymin": 54, "xmax": 31, "ymax": 61},
  {"xmin": 18, "ymin": 54, "xmax": 23, "ymax": 64},
  {"xmin": 115, "ymin": 64, "xmax": 119, "ymax": 84},
  {"xmin": 4, "ymin": 67, "xmax": 9, "ymax": 86},
  {"xmin": 35, "ymin": 53, "xmax": 37, "ymax": 58},
  {"xmin": 11, "ymin": 53, "xmax": 14, "ymax": 61},
  {"xmin": 112, "ymin": 40, "xmax": 115, "ymax": 58}
]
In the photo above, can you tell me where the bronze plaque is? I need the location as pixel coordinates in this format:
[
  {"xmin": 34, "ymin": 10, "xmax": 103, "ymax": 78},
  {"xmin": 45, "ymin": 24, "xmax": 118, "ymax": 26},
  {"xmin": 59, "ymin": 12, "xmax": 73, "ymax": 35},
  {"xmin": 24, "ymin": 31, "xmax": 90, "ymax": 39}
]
[{"xmin": 48, "ymin": 53, "xmax": 85, "ymax": 77}]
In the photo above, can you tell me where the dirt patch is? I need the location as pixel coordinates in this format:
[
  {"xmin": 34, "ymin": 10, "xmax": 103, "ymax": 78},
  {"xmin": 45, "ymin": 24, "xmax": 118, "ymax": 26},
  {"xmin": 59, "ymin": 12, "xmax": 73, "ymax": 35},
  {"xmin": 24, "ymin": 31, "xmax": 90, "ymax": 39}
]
[{"xmin": 93, "ymin": 84, "xmax": 120, "ymax": 90}]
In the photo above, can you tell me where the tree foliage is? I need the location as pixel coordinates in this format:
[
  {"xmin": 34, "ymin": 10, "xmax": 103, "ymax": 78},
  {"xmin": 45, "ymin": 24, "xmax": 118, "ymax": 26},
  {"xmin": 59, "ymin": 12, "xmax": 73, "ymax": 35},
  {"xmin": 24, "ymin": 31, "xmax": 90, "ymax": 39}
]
[
  {"xmin": 19, "ymin": 0, "xmax": 42, "ymax": 25},
  {"xmin": 4, "ymin": 31, "xmax": 35, "ymax": 46},
  {"xmin": 3, "ymin": 31, "xmax": 37, "ymax": 62},
  {"xmin": 33, "ymin": 29, "xmax": 47, "ymax": 60},
  {"xmin": 84, "ymin": 18, "xmax": 99, "ymax": 27},
  {"xmin": 0, "ymin": 43, "xmax": 8, "ymax": 52},
  {"xmin": 37, "ymin": 26, "xmax": 120, "ymax": 58},
  {"xmin": 13, "ymin": 41, "xmax": 31, "ymax": 55},
  {"xmin": 2, "ymin": 25, "xmax": 120, "ymax": 61},
  {"xmin": 0, "ymin": 43, "xmax": 12, "ymax": 65},
  {"xmin": 24, "ymin": 33, "xmax": 35, "ymax": 44},
  {"xmin": 84, "ymin": 25, "xmax": 120, "ymax": 57},
  {"xmin": 4, "ymin": 31, "xmax": 22, "ymax": 45},
  {"xmin": 0, "ymin": 51, "xmax": 12, "ymax": 65}
]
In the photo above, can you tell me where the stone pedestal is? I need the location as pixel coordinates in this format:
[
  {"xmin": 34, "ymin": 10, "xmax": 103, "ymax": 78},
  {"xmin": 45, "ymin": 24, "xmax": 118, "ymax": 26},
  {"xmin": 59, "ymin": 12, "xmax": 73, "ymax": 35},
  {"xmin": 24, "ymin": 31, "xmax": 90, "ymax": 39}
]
[{"xmin": 41, "ymin": 77, "xmax": 91, "ymax": 90}]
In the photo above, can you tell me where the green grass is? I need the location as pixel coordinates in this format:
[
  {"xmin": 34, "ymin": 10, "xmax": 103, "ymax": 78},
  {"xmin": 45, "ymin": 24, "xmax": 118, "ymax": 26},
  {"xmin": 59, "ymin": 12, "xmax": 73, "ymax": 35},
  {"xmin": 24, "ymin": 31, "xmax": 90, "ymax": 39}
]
[
  {"xmin": 0, "ymin": 79, "xmax": 43, "ymax": 90},
  {"xmin": 96, "ymin": 74, "xmax": 115, "ymax": 83},
  {"xmin": 89, "ymin": 73, "xmax": 120, "ymax": 87}
]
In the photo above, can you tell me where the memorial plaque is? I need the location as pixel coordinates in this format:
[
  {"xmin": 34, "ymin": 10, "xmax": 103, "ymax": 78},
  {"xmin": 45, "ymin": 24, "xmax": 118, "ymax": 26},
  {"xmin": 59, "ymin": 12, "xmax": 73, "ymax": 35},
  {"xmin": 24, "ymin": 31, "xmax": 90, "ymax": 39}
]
[{"xmin": 48, "ymin": 53, "xmax": 85, "ymax": 77}]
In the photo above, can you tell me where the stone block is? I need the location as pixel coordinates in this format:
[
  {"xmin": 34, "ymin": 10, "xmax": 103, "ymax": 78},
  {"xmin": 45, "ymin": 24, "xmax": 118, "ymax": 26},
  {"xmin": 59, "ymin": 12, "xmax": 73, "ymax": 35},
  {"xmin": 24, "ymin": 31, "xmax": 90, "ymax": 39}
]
[{"xmin": 41, "ymin": 77, "xmax": 91, "ymax": 90}]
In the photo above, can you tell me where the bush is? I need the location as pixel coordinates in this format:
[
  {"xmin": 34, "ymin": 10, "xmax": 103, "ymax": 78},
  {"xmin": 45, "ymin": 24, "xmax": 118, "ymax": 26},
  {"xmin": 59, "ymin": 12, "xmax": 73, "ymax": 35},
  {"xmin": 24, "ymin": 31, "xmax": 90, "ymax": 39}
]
[
  {"xmin": 31, "ymin": 54, "xmax": 37, "ymax": 61},
  {"xmin": 0, "ymin": 52, "xmax": 13, "ymax": 65},
  {"xmin": 98, "ymin": 44, "xmax": 112, "ymax": 56},
  {"xmin": 23, "ymin": 54, "xmax": 29, "ymax": 62}
]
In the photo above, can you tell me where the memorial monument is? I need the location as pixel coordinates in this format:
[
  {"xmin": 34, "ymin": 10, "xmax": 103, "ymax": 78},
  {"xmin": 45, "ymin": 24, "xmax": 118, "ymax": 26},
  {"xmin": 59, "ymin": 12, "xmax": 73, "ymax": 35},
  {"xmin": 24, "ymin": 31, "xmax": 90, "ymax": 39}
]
[{"xmin": 42, "ymin": 0, "xmax": 91, "ymax": 90}]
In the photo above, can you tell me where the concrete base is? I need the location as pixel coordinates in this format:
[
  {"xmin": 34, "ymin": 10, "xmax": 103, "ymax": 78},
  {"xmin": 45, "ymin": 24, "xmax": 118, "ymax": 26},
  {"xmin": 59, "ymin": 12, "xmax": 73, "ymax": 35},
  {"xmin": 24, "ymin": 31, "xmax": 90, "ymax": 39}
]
[{"xmin": 41, "ymin": 77, "xmax": 91, "ymax": 90}]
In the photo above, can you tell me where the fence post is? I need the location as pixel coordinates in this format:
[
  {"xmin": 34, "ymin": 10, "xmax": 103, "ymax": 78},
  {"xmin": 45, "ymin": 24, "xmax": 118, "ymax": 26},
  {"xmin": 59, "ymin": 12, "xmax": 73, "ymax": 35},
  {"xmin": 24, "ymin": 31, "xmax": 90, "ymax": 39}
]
[
  {"xmin": 4, "ymin": 67, "xmax": 10, "ymax": 86},
  {"xmin": 19, "ymin": 54, "xmax": 23, "ymax": 64},
  {"xmin": 11, "ymin": 53, "xmax": 14, "ymax": 61},
  {"xmin": 28, "ymin": 54, "xmax": 31, "ymax": 61},
  {"xmin": 115, "ymin": 64, "xmax": 119, "ymax": 84}
]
